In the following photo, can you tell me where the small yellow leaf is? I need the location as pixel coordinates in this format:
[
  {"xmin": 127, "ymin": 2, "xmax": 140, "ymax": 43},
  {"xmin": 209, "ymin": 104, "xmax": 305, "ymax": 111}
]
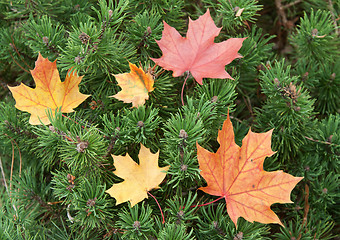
[
  {"xmin": 106, "ymin": 144, "xmax": 169, "ymax": 207},
  {"xmin": 8, "ymin": 53, "xmax": 90, "ymax": 125},
  {"xmin": 110, "ymin": 62, "xmax": 154, "ymax": 108}
]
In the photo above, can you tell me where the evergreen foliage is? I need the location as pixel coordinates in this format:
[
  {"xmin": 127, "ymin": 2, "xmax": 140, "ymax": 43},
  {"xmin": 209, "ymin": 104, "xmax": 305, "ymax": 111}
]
[{"xmin": 0, "ymin": 0, "xmax": 339, "ymax": 239}]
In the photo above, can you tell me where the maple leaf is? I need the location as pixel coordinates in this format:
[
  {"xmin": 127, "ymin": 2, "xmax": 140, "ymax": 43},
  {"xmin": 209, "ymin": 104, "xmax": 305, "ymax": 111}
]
[
  {"xmin": 111, "ymin": 62, "xmax": 154, "ymax": 108},
  {"xmin": 151, "ymin": 9, "xmax": 246, "ymax": 85},
  {"xmin": 106, "ymin": 144, "xmax": 169, "ymax": 207},
  {"xmin": 196, "ymin": 112, "xmax": 303, "ymax": 227},
  {"xmin": 8, "ymin": 53, "xmax": 90, "ymax": 125}
]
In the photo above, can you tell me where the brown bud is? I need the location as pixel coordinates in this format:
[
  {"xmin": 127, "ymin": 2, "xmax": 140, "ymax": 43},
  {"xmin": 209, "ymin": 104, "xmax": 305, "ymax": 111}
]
[
  {"xmin": 67, "ymin": 174, "xmax": 76, "ymax": 184},
  {"xmin": 74, "ymin": 56, "xmax": 84, "ymax": 64},
  {"xmin": 180, "ymin": 164, "xmax": 188, "ymax": 171},
  {"xmin": 234, "ymin": 232, "xmax": 243, "ymax": 240},
  {"xmin": 66, "ymin": 184, "xmax": 75, "ymax": 191},
  {"xmin": 133, "ymin": 221, "xmax": 141, "ymax": 229},
  {"xmin": 76, "ymin": 141, "xmax": 89, "ymax": 153},
  {"xmin": 108, "ymin": 9, "xmax": 113, "ymax": 18},
  {"xmin": 86, "ymin": 197, "xmax": 97, "ymax": 207},
  {"xmin": 42, "ymin": 36, "xmax": 49, "ymax": 45},
  {"xmin": 179, "ymin": 129, "xmax": 188, "ymax": 139},
  {"xmin": 212, "ymin": 221, "xmax": 218, "ymax": 228},
  {"xmin": 49, "ymin": 126, "xmax": 56, "ymax": 133},
  {"xmin": 302, "ymin": 72, "xmax": 309, "ymax": 81},
  {"xmin": 211, "ymin": 96, "xmax": 218, "ymax": 103},
  {"xmin": 177, "ymin": 210, "xmax": 184, "ymax": 218},
  {"xmin": 146, "ymin": 26, "xmax": 152, "ymax": 35},
  {"xmin": 311, "ymin": 28, "xmax": 318, "ymax": 37},
  {"xmin": 79, "ymin": 32, "xmax": 90, "ymax": 44},
  {"xmin": 322, "ymin": 188, "xmax": 328, "ymax": 194},
  {"xmin": 330, "ymin": 73, "xmax": 336, "ymax": 80},
  {"xmin": 273, "ymin": 78, "xmax": 280, "ymax": 86},
  {"xmin": 327, "ymin": 135, "xmax": 333, "ymax": 143},
  {"xmin": 137, "ymin": 121, "xmax": 144, "ymax": 128}
]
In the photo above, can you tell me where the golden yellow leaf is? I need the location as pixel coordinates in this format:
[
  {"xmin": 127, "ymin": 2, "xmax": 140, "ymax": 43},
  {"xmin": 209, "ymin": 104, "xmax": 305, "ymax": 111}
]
[
  {"xmin": 106, "ymin": 144, "xmax": 169, "ymax": 207},
  {"xmin": 8, "ymin": 53, "xmax": 90, "ymax": 125},
  {"xmin": 111, "ymin": 62, "xmax": 154, "ymax": 108}
]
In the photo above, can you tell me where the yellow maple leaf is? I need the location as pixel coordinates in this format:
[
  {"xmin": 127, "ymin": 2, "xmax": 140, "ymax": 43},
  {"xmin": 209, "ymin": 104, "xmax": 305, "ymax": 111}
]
[
  {"xmin": 111, "ymin": 62, "xmax": 154, "ymax": 108},
  {"xmin": 106, "ymin": 144, "xmax": 169, "ymax": 207},
  {"xmin": 8, "ymin": 53, "xmax": 90, "ymax": 125}
]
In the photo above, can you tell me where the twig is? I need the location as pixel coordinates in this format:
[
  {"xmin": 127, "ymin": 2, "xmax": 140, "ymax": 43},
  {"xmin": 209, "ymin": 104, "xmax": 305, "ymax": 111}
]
[
  {"xmin": 297, "ymin": 183, "xmax": 310, "ymax": 240},
  {"xmin": 275, "ymin": 0, "xmax": 288, "ymax": 27},
  {"xmin": 282, "ymin": 0, "xmax": 302, "ymax": 9},
  {"xmin": 0, "ymin": 156, "xmax": 18, "ymax": 217},
  {"xmin": 304, "ymin": 136, "xmax": 339, "ymax": 147},
  {"xmin": 11, "ymin": 33, "xmax": 32, "ymax": 69},
  {"xmin": 328, "ymin": 0, "xmax": 339, "ymax": 36},
  {"xmin": 0, "ymin": 157, "xmax": 9, "ymax": 194},
  {"xmin": 4, "ymin": 134, "xmax": 23, "ymax": 178},
  {"xmin": 9, "ymin": 138, "xmax": 15, "ymax": 195}
]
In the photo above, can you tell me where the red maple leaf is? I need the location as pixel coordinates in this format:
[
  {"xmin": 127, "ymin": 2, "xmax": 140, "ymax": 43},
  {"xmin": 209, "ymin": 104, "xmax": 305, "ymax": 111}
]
[
  {"xmin": 151, "ymin": 9, "xmax": 245, "ymax": 85},
  {"xmin": 196, "ymin": 112, "xmax": 303, "ymax": 227}
]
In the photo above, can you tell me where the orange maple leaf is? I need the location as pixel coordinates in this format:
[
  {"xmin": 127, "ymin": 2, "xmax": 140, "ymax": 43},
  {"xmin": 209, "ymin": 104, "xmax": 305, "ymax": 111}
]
[
  {"xmin": 8, "ymin": 53, "xmax": 90, "ymax": 125},
  {"xmin": 151, "ymin": 9, "xmax": 246, "ymax": 85},
  {"xmin": 111, "ymin": 62, "xmax": 154, "ymax": 108},
  {"xmin": 196, "ymin": 112, "xmax": 303, "ymax": 227},
  {"xmin": 106, "ymin": 144, "xmax": 169, "ymax": 207}
]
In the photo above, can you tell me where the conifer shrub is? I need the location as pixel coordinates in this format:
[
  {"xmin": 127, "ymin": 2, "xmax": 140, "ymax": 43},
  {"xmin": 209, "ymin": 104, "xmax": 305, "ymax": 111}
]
[{"xmin": 0, "ymin": 0, "xmax": 339, "ymax": 239}]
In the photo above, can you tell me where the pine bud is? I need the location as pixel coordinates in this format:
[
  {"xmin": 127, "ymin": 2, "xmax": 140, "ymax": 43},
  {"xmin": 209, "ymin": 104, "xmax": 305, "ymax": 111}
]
[
  {"xmin": 67, "ymin": 174, "xmax": 76, "ymax": 184},
  {"xmin": 137, "ymin": 121, "xmax": 144, "ymax": 128},
  {"xmin": 86, "ymin": 197, "xmax": 97, "ymax": 207},
  {"xmin": 108, "ymin": 9, "xmax": 113, "ymax": 18},
  {"xmin": 74, "ymin": 56, "xmax": 84, "ymax": 64},
  {"xmin": 327, "ymin": 135, "xmax": 333, "ymax": 143},
  {"xmin": 311, "ymin": 28, "xmax": 318, "ymax": 37},
  {"xmin": 146, "ymin": 26, "xmax": 152, "ymax": 35},
  {"xmin": 79, "ymin": 32, "xmax": 90, "ymax": 44},
  {"xmin": 180, "ymin": 164, "xmax": 188, "ymax": 171},
  {"xmin": 330, "ymin": 73, "xmax": 336, "ymax": 80},
  {"xmin": 179, "ymin": 129, "xmax": 188, "ymax": 139},
  {"xmin": 294, "ymin": 106, "xmax": 300, "ymax": 111},
  {"xmin": 234, "ymin": 232, "xmax": 243, "ymax": 240},
  {"xmin": 49, "ymin": 126, "xmax": 56, "ymax": 133},
  {"xmin": 76, "ymin": 141, "xmax": 89, "ymax": 153},
  {"xmin": 274, "ymin": 78, "xmax": 280, "ymax": 87},
  {"xmin": 177, "ymin": 210, "xmax": 184, "ymax": 219},
  {"xmin": 322, "ymin": 188, "xmax": 328, "ymax": 194},
  {"xmin": 212, "ymin": 221, "xmax": 218, "ymax": 228},
  {"xmin": 42, "ymin": 36, "xmax": 49, "ymax": 45},
  {"xmin": 133, "ymin": 221, "xmax": 141, "ymax": 229},
  {"xmin": 211, "ymin": 96, "xmax": 218, "ymax": 103}
]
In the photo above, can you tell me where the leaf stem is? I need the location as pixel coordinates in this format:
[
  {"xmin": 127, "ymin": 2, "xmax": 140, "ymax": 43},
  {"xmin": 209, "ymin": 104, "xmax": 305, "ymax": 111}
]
[
  {"xmin": 181, "ymin": 72, "xmax": 190, "ymax": 106},
  {"xmin": 192, "ymin": 196, "xmax": 224, "ymax": 208},
  {"xmin": 147, "ymin": 191, "xmax": 165, "ymax": 224},
  {"xmin": 62, "ymin": 114, "xmax": 85, "ymax": 129}
]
